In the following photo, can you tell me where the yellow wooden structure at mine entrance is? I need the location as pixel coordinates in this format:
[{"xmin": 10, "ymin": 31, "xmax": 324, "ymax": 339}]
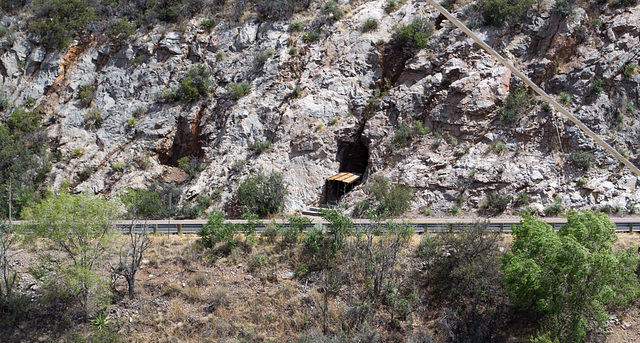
[{"xmin": 325, "ymin": 172, "xmax": 362, "ymax": 204}]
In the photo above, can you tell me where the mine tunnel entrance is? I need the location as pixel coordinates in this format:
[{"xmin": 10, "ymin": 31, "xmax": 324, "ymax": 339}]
[{"xmin": 325, "ymin": 139, "xmax": 369, "ymax": 204}]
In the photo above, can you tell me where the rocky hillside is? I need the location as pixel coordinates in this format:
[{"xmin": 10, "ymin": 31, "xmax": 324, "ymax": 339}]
[{"xmin": 1, "ymin": 0, "xmax": 639, "ymax": 217}]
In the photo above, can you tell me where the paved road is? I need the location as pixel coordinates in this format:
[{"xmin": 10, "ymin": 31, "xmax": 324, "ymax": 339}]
[{"xmin": 109, "ymin": 217, "xmax": 640, "ymax": 235}]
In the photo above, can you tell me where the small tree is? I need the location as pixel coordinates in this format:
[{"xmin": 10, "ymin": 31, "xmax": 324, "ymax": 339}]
[
  {"xmin": 0, "ymin": 221, "xmax": 18, "ymax": 302},
  {"xmin": 366, "ymin": 176, "xmax": 414, "ymax": 216},
  {"xmin": 27, "ymin": 192, "xmax": 121, "ymax": 316},
  {"xmin": 113, "ymin": 220, "xmax": 151, "ymax": 299},
  {"xmin": 503, "ymin": 211, "xmax": 640, "ymax": 342},
  {"xmin": 236, "ymin": 171, "xmax": 288, "ymax": 218}
]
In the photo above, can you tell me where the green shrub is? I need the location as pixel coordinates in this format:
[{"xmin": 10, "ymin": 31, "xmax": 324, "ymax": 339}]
[
  {"xmin": 302, "ymin": 31, "xmax": 321, "ymax": 43},
  {"xmin": 486, "ymin": 192, "xmax": 511, "ymax": 213},
  {"xmin": 558, "ymin": 92, "xmax": 572, "ymax": 105},
  {"xmin": 488, "ymin": 141, "xmax": 507, "ymax": 154},
  {"xmin": 112, "ymin": 18, "xmax": 136, "ymax": 40},
  {"xmin": 200, "ymin": 18, "xmax": 217, "ymax": 31},
  {"xmin": 228, "ymin": 81, "xmax": 251, "ymax": 99},
  {"xmin": 286, "ymin": 86, "xmax": 303, "ymax": 99},
  {"xmin": 590, "ymin": 77, "xmax": 604, "ymax": 94},
  {"xmin": 215, "ymin": 51, "xmax": 225, "ymax": 61},
  {"xmin": 289, "ymin": 47, "xmax": 298, "ymax": 55},
  {"xmin": 544, "ymin": 197, "xmax": 564, "ymax": 216},
  {"xmin": 391, "ymin": 17, "xmax": 434, "ymax": 50},
  {"xmin": 449, "ymin": 204, "xmax": 461, "ymax": 215},
  {"xmin": 363, "ymin": 18, "xmax": 378, "ymax": 32},
  {"xmin": 568, "ymin": 151, "xmax": 594, "ymax": 170},
  {"xmin": 84, "ymin": 109, "xmax": 102, "ymax": 130},
  {"xmin": 236, "ymin": 171, "xmax": 288, "ymax": 217},
  {"xmin": 366, "ymin": 176, "xmax": 414, "ymax": 216},
  {"xmin": 623, "ymin": 62, "xmax": 638, "ymax": 77},
  {"xmin": 24, "ymin": 97, "xmax": 36, "ymax": 108},
  {"xmin": 32, "ymin": 0, "xmax": 96, "ymax": 50},
  {"xmin": 121, "ymin": 187, "xmax": 165, "ymax": 219},
  {"xmin": 478, "ymin": 0, "xmax": 535, "ymax": 27},
  {"xmin": 290, "ymin": 20, "xmax": 304, "ymax": 32},
  {"xmin": 322, "ymin": 1, "xmax": 343, "ymax": 20},
  {"xmin": 71, "ymin": 147, "xmax": 85, "ymax": 158},
  {"xmin": 198, "ymin": 210, "xmax": 236, "ymax": 248},
  {"xmin": 262, "ymin": 220, "xmax": 281, "ymax": 243},
  {"xmin": 249, "ymin": 140, "xmax": 273, "ymax": 154},
  {"xmin": 0, "ymin": 109, "xmax": 48, "ymax": 219},
  {"xmin": 515, "ymin": 191, "xmax": 530, "ymax": 207},
  {"xmin": 177, "ymin": 156, "xmax": 205, "ymax": 177},
  {"xmin": 111, "ymin": 161, "xmax": 124, "ymax": 173},
  {"xmin": 392, "ymin": 120, "xmax": 430, "ymax": 147},
  {"xmin": 166, "ymin": 64, "xmax": 212, "ymax": 102},
  {"xmin": 0, "ymin": 26, "xmax": 8, "ymax": 38},
  {"xmin": 576, "ymin": 177, "xmax": 587, "ymax": 187},
  {"xmin": 79, "ymin": 85, "xmax": 96, "ymax": 108},
  {"xmin": 499, "ymin": 83, "xmax": 531, "ymax": 123},
  {"xmin": 503, "ymin": 211, "xmax": 640, "ymax": 342},
  {"xmin": 552, "ymin": 0, "xmax": 575, "ymax": 17},
  {"xmin": 127, "ymin": 117, "xmax": 136, "ymax": 127}
]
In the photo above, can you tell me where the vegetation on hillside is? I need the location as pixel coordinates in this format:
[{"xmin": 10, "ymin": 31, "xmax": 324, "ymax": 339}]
[{"xmin": 2, "ymin": 206, "xmax": 638, "ymax": 342}]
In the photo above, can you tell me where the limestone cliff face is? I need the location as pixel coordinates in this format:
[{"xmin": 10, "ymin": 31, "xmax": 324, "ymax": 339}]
[{"xmin": 1, "ymin": 0, "xmax": 639, "ymax": 216}]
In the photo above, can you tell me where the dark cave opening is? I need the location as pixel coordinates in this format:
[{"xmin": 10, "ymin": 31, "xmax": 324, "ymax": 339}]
[
  {"xmin": 324, "ymin": 138, "xmax": 370, "ymax": 204},
  {"xmin": 338, "ymin": 139, "xmax": 369, "ymax": 174}
]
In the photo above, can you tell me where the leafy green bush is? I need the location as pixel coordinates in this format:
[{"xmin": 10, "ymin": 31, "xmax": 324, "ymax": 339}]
[
  {"xmin": 236, "ymin": 172, "xmax": 288, "ymax": 217},
  {"xmin": 302, "ymin": 31, "xmax": 321, "ymax": 43},
  {"xmin": 486, "ymin": 192, "xmax": 511, "ymax": 213},
  {"xmin": 121, "ymin": 188, "xmax": 165, "ymax": 219},
  {"xmin": 366, "ymin": 176, "xmax": 414, "ymax": 216},
  {"xmin": 177, "ymin": 156, "xmax": 205, "ymax": 178},
  {"xmin": 503, "ymin": 211, "xmax": 640, "ymax": 342},
  {"xmin": 322, "ymin": 1, "xmax": 343, "ymax": 20},
  {"xmin": 290, "ymin": 20, "xmax": 304, "ymax": 32},
  {"xmin": 0, "ymin": 109, "xmax": 48, "ymax": 219},
  {"xmin": 32, "ymin": 0, "xmax": 96, "ymax": 50},
  {"xmin": 568, "ymin": 151, "xmax": 594, "ymax": 170},
  {"xmin": 558, "ymin": 92, "xmax": 572, "ymax": 105},
  {"xmin": 79, "ymin": 85, "xmax": 96, "ymax": 108},
  {"xmin": 392, "ymin": 121, "xmax": 429, "ymax": 147},
  {"xmin": 576, "ymin": 177, "xmax": 587, "ymax": 187},
  {"xmin": 544, "ymin": 197, "xmax": 564, "ymax": 216},
  {"xmin": 200, "ymin": 18, "xmax": 217, "ymax": 31},
  {"xmin": 71, "ymin": 147, "xmax": 85, "ymax": 158},
  {"xmin": 623, "ymin": 62, "xmax": 638, "ymax": 77},
  {"xmin": 198, "ymin": 210, "xmax": 236, "ymax": 248},
  {"xmin": 552, "ymin": 0, "xmax": 575, "ymax": 17},
  {"xmin": 499, "ymin": 83, "xmax": 531, "ymax": 123},
  {"xmin": 590, "ymin": 77, "xmax": 604, "ymax": 94},
  {"xmin": 488, "ymin": 140, "xmax": 507, "ymax": 154},
  {"xmin": 515, "ymin": 191, "xmax": 530, "ymax": 207},
  {"xmin": 227, "ymin": 81, "xmax": 251, "ymax": 100},
  {"xmin": 249, "ymin": 140, "xmax": 273, "ymax": 154},
  {"xmin": 164, "ymin": 64, "xmax": 212, "ymax": 102},
  {"xmin": 112, "ymin": 18, "xmax": 136, "ymax": 40},
  {"xmin": 478, "ymin": 0, "xmax": 535, "ymax": 27},
  {"xmin": 391, "ymin": 17, "xmax": 434, "ymax": 50},
  {"xmin": 363, "ymin": 18, "xmax": 378, "ymax": 32}
]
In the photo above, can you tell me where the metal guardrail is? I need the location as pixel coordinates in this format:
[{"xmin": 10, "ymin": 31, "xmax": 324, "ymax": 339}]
[{"xmin": 102, "ymin": 218, "xmax": 640, "ymax": 234}]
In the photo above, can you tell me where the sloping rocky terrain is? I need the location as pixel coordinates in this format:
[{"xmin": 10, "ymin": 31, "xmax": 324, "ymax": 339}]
[{"xmin": 1, "ymin": 0, "xmax": 639, "ymax": 216}]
